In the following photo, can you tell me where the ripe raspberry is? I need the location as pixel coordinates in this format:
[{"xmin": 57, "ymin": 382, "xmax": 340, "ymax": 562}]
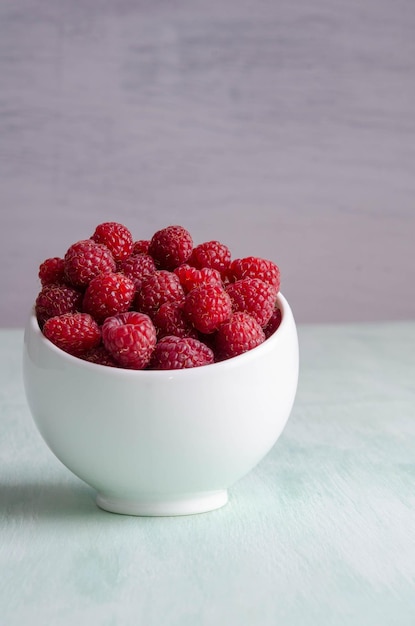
[
  {"xmin": 183, "ymin": 284, "xmax": 232, "ymax": 334},
  {"xmin": 215, "ymin": 312, "xmax": 265, "ymax": 360},
  {"xmin": 35, "ymin": 284, "xmax": 83, "ymax": 327},
  {"xmin": 132, "ymin": 240, "xmax": 150, "ymax": 255},
  {"xmin": 134, "ymin": 270, "xmax": 184, "ymax": 318},
  {"xmin": 43, "ymin": 313, "xmax": 101, "ymax": 357},
  {"xmin": 102, "ymin": 311, "xmax": 156, "ymax": 369},
  {"xmin": 153, "ymin": 300, "xmax": 198, "ymax": 339},
  {"xmin": 83, "ymin": 273, "xmax": 135, "ymax": 323},
  {"xmin": 91, "ymin": 222, "xmax": 133, "ymax": 262},
  {"xmin": 149, "ymin": 336, "xmax": 214, "ymax": 370},
  {"xmin": 38, "ymin": 257, "xmax": 65, "ymax": 286},
  {"xmin": 199, "ymin": 267, "xmax": 222, "ymax": 286},
  {"xmin": 264, "ymin": 307, "xmax": 282, "ymax": 339},
  {"xmin": 80, "ymin": 345, "xmax": 119, "ymax": 367},
  {"xmin": 227, "ymin": 257, "xmax": 280, "ymax": 291},
  {"xmin": 188, "ymin": 241, "xmax": 231, "ymax": 275},
  {"xmin": 64, "ymin": 240, "xmax": 116, "ymax": 289},
  {"xmin": 117, "ymin": 254, "xmax": 156, "ymax": 290},
  {"xmin": 174, "ymin": 264, "xmax": 222, "ymax": 293},
  {"xmin": 226, "ymin": 278, "xmax": 276, "ymax": 327},
  {"xmin": 148, "ymin": 225, "xmax": 193, "ymax": 270}
]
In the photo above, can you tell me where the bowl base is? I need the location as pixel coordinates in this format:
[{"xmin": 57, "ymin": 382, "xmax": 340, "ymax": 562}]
[{"xmin": 95, "ymin": 489, "xmax": 229, "ymax": 516}]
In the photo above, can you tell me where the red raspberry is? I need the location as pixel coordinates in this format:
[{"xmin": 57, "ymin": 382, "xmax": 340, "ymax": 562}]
[
  {"xmin": 83, "ymin": 273, "xmax": 135, "ymax": 323},
  {"xmin": 227, "ymin": 257, "xmax": 280, "ymax": 291},
  {"xmin": 183, "ymin": 284, "xmax": 232, "ymax": 334},
  {"xmin": 149, "ymin": 336, "xmax": 214, "ymax": 370},
  {"xmin": 132, "ymin": 240, "xmax": 150, "ymax": 255},
  {"xmin": 148, "ymin": 225, "xmax": 193, "ymax": 270},
  {"xmin": 43, "ymin": 313, "xmax": 101, "ymax": 357},
  {"xmin": 38, "ymin": 257, "xmax": 65, "ymax": 286},
  {"xmin": 80, "ymin": 345, "xmax": 119, "ymax": 367},
  {"xmin": 102, "ymin": 312, "xmax": 156, "ymax": 369},
  {"xmin": 91, "ymin": 222, "xmax": 133, "ymax": 262},
  {"xmin": 64, "ymin": 240, "xmax": 116, "ymax": 289},
  {"xmin": 153, "ymin": 300, "xmax": 198, "ymax": 339},
  {"xmin": 174, "ymin": 264, "xmax": 222, "ymax": 293},
  {"xmin": 117, "ymin": 254, "xmax": 156, "ymax": 290},
  {"xmin": 35, "ymin": 284, "xmax": 83, "ymax": 327},
  {"xmin": 188, "ymin": 241, "xmax": 231, "ymax": 275},
  {"xmin": 134, "ymin": 270, "xmax": 184, "ymax": 318},
  {"xmin": 226, "ymin": 278, "xmax": 276, "ymax": 327},
  {"xmin": 264, "ymin": 307, "xmax": 282, "ymax": 339},
  {"xmin": 215, "ymin": 312, "xmax": 265, "ymax": 360}
]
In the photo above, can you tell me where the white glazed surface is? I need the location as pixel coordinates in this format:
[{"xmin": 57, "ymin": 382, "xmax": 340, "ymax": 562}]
[{"xmin": 23, "ymin": 293, "xmax": 299, "ymax": 515}]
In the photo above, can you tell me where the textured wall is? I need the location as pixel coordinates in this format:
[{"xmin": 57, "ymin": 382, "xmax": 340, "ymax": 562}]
[{"xmin": 1, "ymin": 0, "xmax": 414, "ymax": 326}]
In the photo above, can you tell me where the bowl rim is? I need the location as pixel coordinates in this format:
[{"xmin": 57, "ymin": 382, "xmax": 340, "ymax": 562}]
[{"xmin": 26, "ymin": 292, "xmax": 293, "ymax": 377}]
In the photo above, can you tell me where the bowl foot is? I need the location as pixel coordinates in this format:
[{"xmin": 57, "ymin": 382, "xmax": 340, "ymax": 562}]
[{"xmin": 95, "ymin": 489, "xmax": 228, "ymax": 516}]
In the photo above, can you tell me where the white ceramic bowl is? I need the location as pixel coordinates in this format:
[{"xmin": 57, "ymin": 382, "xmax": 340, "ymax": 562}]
[{"xmin": 23, "ymin": 293, "xmax": 299, "ymax": 516}]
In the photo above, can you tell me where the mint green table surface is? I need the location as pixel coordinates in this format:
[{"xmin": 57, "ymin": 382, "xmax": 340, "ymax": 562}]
[{"xmin": 1, "ymin": 323, "xmax": 414, "ymax": 625}]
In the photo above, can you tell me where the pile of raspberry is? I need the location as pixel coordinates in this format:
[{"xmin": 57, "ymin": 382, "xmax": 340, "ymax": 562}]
[{"xmin": 35, "ymin": 223, "xmax": 282, "ymax": 370}]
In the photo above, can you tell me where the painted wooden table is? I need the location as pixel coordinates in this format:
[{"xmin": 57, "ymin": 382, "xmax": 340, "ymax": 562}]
[{"xmin": 1, "ymin": 323, "xmax": 414, "ymax": 625}]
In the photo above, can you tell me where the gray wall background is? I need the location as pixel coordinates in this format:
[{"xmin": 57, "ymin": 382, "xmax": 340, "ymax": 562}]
[{"xmin": 1, "ymin": 0, "xmax": 414, "ymax": 327}]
